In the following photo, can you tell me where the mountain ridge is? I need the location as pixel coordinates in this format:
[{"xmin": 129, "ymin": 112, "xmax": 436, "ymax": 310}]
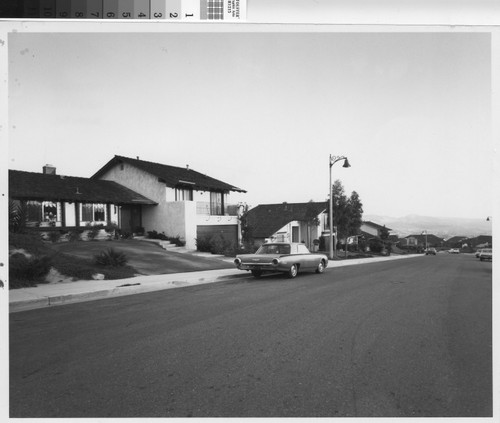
[{"xmin": 363, "ymin": 214, "xmax": 492, "ymax": 239}]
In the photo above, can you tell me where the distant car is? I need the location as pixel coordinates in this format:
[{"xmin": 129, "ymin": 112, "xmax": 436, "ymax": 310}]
[
  {"xmin": 234, "ymin": 242, "xmax": 328, "ymax": 279},
  {"xmin": 448, "ymin": 248, "xmax": 460, "ymax": 254},
  {"xmin": 478, "ymin": 248, "xmax": 492, "ymax": 261},
  {"xmin": 425, "ymin": 248, "xmax": 437, "ymax": 255}
]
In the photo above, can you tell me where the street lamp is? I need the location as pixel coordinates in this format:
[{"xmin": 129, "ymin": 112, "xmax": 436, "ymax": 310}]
[
  {"xmin": 421, "ymin": 230, "xmax": 428, "ymax": 250},
  {"xmin": 329, "ymin": 155, "xmax": 351, "ymax": 260},
  {"xmin": 486, "ymin": 216, "xmax": 492, "ymax": 221}
]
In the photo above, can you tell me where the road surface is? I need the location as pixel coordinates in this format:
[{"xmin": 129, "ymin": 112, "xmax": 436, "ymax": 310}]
[{"xmin": 10, "ymin": 253, "xmax": 492, "ymax": 417}]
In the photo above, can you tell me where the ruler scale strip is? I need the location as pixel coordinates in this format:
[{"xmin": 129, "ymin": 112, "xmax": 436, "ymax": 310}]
[{"xmin": 1, "ymin": 0, "xmax": 245, "ymax": 20}]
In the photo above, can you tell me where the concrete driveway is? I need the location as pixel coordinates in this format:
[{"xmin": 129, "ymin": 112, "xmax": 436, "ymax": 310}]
[{"xmin": 50, "ymin": 239, "xmax": 234, "ymax": 275}]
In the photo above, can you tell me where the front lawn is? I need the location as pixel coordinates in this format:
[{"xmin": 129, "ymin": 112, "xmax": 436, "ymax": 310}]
[{"xmin": 8, "ymin": 232, "xmax": 137, "ymax": 289}]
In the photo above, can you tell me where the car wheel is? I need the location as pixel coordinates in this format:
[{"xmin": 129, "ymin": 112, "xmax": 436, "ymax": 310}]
[
  {"xmin": 287, "ymin": 264, "xmax": 298, "ymax": 279},
  {"xmin": 251, "ymin": 270, "xmax": 262, "ymax": 278},
  {"xmin": 315, "ymin": 260, "xmax": 325, "ymax": 274}
]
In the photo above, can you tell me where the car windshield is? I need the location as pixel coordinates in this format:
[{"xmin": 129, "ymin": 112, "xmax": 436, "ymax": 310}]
[{"xmin": 256, "ymin": 244, "xmax": 290, "ymax": 255}]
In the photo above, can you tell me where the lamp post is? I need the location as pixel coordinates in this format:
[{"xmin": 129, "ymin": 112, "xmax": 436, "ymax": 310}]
[
  {"xmin": 329, "ymin": 155, "xmax": 351, "ymax": 260},
  {"xmin": 421, "ymin": 230, "xmax": 428, "ymax": 251}
]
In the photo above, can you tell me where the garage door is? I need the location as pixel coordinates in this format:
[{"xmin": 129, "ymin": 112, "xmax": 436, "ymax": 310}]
[{"xmin": 196, "ymin": 225, "xmax": 238, "ymax": 247}]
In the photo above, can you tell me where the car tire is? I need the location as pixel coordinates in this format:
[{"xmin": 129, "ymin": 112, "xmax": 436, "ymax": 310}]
[
  {"xmin": 315, "ymin": 260, "xmax": 325, "ymax": 274},
  {"xmin": 287, "ymin": 264, "xmax": 298, "ymax": 279},
  {"xmin": 251, "ymin": 270, "xmax": 262, "ymax": 278}
]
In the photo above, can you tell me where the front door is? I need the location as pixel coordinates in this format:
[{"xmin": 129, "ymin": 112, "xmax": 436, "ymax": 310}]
[
  {"xmin": 292, "ymin": 226, "xmax": 299, "ymax": 243},
  {"xmin": 120, "ymin": 205, "xmax": 142, "ymax": 234}
]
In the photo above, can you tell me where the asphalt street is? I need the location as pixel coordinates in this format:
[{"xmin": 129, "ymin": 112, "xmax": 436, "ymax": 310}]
[{"xmin": 9, "ymin": 253, "xmax": 492, "ymax": 418}]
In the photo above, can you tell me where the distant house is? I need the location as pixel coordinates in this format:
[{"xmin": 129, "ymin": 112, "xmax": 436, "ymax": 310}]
[
  {"xmin": 360, "ymin": 221, "xmax": 392, "ymax": 239},
  {"xmin": 443, "ymin": 236, "xmax": 469, "ymax": 248},
  {"xmin": 9, "ymin": 156, "xmax": 246, "ymax": 250},
  {"xmin": 245, "ymin": 202, "xmax": 328, "ymax": 250},
  {"xmin": 403, "ymin": 234, "xmax": 444, "ymax": 249},
  {"xmin": 466, "ymin": 235, "xmax": 492, "ymax": 249},
  {"xmin": 92, "ymin": 156, "xmax": 246, "ymax": 249}
]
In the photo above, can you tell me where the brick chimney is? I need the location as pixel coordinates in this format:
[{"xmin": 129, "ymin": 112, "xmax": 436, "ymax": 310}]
[{"xmin": 43, "ymin": 164, "xmax": 56, "ymax": 175}]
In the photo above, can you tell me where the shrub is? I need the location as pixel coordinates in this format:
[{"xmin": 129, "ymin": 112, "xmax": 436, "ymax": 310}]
[
  {"xmin": 9, "ymin": 253, "xmax": 52, "ymax": 288},
  {"xmin": 196, "ymin": 235, "xmax": 212, "ymax": 253},
  {"xmin": 94, "ymin": 248, "xmax": 128, "ymax": 267},
  {"xmin": 168, "ymin": 236, "xmax": 185, "ymax": 247},
  {"xmin": 47, "ymin": 230, "xmax": 62, "ymax": 243},
  {"xmin": 147, "ymin": 230, "xmax": 168, "ymax": 241},
  {"xmin": 86, "ymin": 224, "xmax": 102, "ymax": 241},
  {"xmin": 68, "ymin": 229, "xmax": 82, "ymax": 242}
]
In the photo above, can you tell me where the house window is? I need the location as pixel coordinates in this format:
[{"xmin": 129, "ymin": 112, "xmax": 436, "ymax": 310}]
[
  {"xmin": 81, "ymin": 203, "xmax": 107, "ymax": 224},
  {"xmin": 210, "ymin": 192, "xmax": 223, "ymax": 215},
  {"xmin": 26, "ymin": 200, "xmax": 60, "ymax": 226},
  {"xmin": 175, "ymin": 187, "xmax": 193, "ymax": 201}
]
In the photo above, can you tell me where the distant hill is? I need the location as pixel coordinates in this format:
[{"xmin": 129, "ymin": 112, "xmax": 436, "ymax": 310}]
[{"xmin": 363, "ymin": 214, "xmax": 492, "ymax": 240}]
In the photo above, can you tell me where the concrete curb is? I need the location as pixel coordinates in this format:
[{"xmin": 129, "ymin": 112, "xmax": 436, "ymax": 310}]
[{"xmin": 9, "ymin": 254, "xmax": 422, "ymax": 313}]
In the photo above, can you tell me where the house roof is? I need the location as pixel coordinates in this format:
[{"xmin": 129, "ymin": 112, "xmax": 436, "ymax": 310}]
[
  {"xmin": 9, "ymin": 170, "xmax": 157, "ymax": 205},
  {"xmin": 362, "ymin": 221, "xmax": 392, "ymax": 232},
  {"xmin": 92, "ymin": 155, "xmax": 246, "ymax": 193},
  {"xmin": 405, "ymin": 234, "xmax": 445, "ymax": 244},
  {"xmin": 246, "ymin": 202, "xmax": 327, "ymax": 238}
]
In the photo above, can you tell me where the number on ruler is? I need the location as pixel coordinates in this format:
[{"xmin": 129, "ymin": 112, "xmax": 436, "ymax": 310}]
[
  {"xmin": 170, "ymin": 12, "xmax": 178, "ymax": 18},
  {"xmin": 91, "ymin": 12, "xmax": 100, "ymax": 17},
  {"xmin": 122, "ymin": 12, "xmax": 131, "ymax": 18},
  {"xmin": 153, "ymin": 12, "xmax": 162, "ymax": 18}
]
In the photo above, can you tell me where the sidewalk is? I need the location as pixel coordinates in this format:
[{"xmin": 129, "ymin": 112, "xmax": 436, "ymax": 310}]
[{"xmin": 9, "ymin": 254, "xmax": 422, "ymax": 313}]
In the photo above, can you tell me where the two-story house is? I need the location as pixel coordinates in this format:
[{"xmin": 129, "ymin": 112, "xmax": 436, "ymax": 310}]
[{"xmin": 92, "ymin": 155, "xmax": 246, "ymax": 249}]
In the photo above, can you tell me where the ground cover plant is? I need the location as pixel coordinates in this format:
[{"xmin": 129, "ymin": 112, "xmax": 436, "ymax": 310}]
[{"xmin": 8, "ymin": 232, "xmax": 137, "ymax": 289}]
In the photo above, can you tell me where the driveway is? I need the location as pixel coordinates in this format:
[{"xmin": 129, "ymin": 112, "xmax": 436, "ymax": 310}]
[{"xmin": 50, "ymin": 239, "xmax": 234, "ymax": 275}]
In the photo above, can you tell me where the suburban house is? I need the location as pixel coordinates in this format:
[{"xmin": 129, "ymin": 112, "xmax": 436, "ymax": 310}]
[
  {"xmin": 244, "ymin": 202, "xmax": 328, "ymax": 250},
  {"xmin": 9, "ymin": 156, "xmax": 246, "ymax": 250},
  {"xmin": 9, "ymin": 167, "xmax": 157, "ymax": 232},
  {"xmin": 402, "ymin": 233, "xmax": 445, "ymax": 249},
  {"xmin": 91, "ymin": 156, "xmax": 246, "ymax": 249},
  {"xmin": 359, "ymin": 221, "xmax": 392, "ymax": 239}
]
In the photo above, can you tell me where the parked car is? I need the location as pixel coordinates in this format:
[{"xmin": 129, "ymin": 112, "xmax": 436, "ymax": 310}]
[
  {"xmin": 425, "ymin": 248, "xmax": 437, "ymax": 255},
  {"xmin": 448, "ymin": 248, "xmax": 460, "ymax": 254},
  {"xmin": 234, "ymin": 242, "xmax": 328, "ymax": 279},
  {"xmin": 478, "ymin": 248, "xmax": 492, "ymax": 261}
]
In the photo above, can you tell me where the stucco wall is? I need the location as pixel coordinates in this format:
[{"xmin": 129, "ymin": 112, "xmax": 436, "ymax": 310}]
[
  {"xmin": 98, "ymin": 163, "xmax": 169, "ymax": 233},
  {"xmin": 164, "ymin": 201, "xmax": 197, "ymax": 249},
  {"xmin": 360, "ymin": 224, "xmax": 378, "ymax": 237}
]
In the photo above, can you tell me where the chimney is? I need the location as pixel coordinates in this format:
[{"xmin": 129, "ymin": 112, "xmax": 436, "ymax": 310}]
[
  {"xmin": 43, "ymin": 164, "xmax": 56, "ymax": 175},
  {"xmin": 186, "ymin": 164, "xmax": 189, "ymax": 171}
]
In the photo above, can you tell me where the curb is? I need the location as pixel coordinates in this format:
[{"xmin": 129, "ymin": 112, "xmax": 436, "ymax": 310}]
[
  {"xmin": 9, "ymin": 271, "xmax": 252, "ymax": 313},
  {"xmin": 9, "ymin": 254, "xmax": 422, "ymax": 313}
]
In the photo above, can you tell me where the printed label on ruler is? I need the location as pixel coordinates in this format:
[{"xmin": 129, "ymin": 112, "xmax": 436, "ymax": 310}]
[{"xmin": 200, "ymin": 0, "xmax": 245, "ymax": 21}]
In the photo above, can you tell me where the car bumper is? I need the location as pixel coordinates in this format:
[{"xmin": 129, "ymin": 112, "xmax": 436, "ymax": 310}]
[{"xmin": 237, "ymin": 263, "xmax": 278, "ymax": 271}]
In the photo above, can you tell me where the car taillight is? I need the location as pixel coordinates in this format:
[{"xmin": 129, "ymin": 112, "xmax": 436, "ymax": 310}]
[
  {"xmin": 234, "ymin": 258, "xmax": 242, "ymax": 266},
  {"xmin": 272, "ymin": 258, "xmax": 280, "ymax": 266}
]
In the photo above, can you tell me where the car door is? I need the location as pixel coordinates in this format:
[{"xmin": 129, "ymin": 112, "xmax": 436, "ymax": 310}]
[{"xmin": 297, "ymin": 244, "xmax": 315, "ymax": 269}]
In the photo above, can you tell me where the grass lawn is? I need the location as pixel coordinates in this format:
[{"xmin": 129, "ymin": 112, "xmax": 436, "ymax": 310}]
[{"xmin": 9, "ymin": 233, "xmax": 138, "ymax": 289}]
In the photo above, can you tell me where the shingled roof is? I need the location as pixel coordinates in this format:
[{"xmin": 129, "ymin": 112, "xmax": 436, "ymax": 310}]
[
  {"xmin": 246, "ymin": 202, "xmax": 327, "ymax": 239},
  {"xmin": 9, "ymin": 170, "xmax": 157, "ymax": 205},
  {"xmin": 92, "ymin": 155, "xmax": 246, "ymax": 193}
]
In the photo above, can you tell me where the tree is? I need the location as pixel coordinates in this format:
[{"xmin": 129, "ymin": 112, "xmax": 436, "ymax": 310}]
[
  {"xmin": 304, "ymin": 200, "xmax": 321, "ymax": 249},
  {"xmin": 328, "ymin": 180, "xmax": 364, "ymax": 247},
  {"xmin": 238, "ymin": 204, "xmax": 255, "ymax": 251}
]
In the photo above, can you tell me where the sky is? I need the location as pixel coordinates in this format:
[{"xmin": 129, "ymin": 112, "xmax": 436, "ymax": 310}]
[{"xmin": 7, "ymin": 29, "xmax": 494, "ymax": 219}]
